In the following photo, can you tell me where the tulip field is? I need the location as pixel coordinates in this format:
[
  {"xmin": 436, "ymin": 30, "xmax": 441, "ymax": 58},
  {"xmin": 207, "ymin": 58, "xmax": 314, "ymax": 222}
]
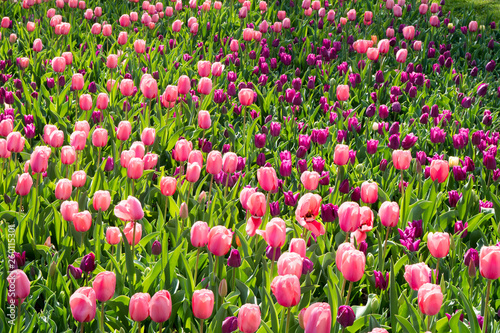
[{"xmin": 1, "ymin": 0, "xmax": 500, "ymax": 332}]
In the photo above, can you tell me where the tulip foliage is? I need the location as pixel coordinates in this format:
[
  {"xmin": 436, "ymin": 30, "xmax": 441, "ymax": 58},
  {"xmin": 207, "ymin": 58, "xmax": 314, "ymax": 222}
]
[{"xmin": 0, "ymin": 0, "xmax": 500, "ymax": 332}]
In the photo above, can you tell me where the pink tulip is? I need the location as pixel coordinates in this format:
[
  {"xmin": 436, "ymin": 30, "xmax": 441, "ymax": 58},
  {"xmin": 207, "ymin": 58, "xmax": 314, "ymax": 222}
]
[
  {"xmin": 149, "ymin": 290, "xmax": 172, "ymax": 323},
  {"xmin": 197, "ymin": 60, "xmax": 211, "ymax": 77},
  {"xmin": 61, "ymin": 201, "xmax": 79, "ymax": 222},
  {"xmin": 271, "ymin": 275, "xmax": 301, "ymax": 307},
  {"xmin": 361, "ymin": 182, "xmax": 378, "ymax": 204},
  {"xmin": 206, "ymin": 151, "xmax": 222, "ymax": 175},
  {"xmin": 197, "ymin": 77, "xmax": 212, "ymax": 95},
  {"xmin": 117, "ymin": 121, "xmax": 132, "ymax": 141},
  {"xmin": 93, "ymin": 190, "xmax": 111, "ymax": 211},
  {"xmin": 92, "ymin": 271, "xmax": 116, "ymax": 302},
  {"xmin": 143, "ymin": 153, "xmax": 158, "ymax": 170},
  {"xmin": 378, "ymin": 201, "xmax": 399, "ymax": 227},
  {"xmin": 55, "ymin": 179, "xmax": 72, "ymax": 200},
  {"xmin": 338, "ymin": 202, "xmax": 360, "ymax": 233},
  {"xmin": 92, "ymin": 128, "xmax": 108, "ymax": 147},
  {"xmin": 30, "ymin": 146, "xmax": 50, "ymax": 173},
  {"xmin": 71, "ymin": 74, "xmax": 84, "ymax": 90},
  {"xmin": 106, "ymin": 227, "xmax": 121, "ymax": 245},
  {"xmin": 300, "ymin": 171, "xmax": 320, "ymax": 191},
  {"xmin": 198, "ymin": 110, "xmax": 211, "ymax": 129},
  {"xmin": 336, "ymin": 242, "xmax": 355, "ymax": 272},
  {"xmin": 114, "ymin": 196, "xmax": 144, "ymax": 221},
  {"xmin": 160, "ymin": 177, "xmax": 177, "ymax": 196},
  {"xmin": 341, "ymin": 249, "xmax": 366, "ymax": 282},
  {"xmin": 278, "ymin": 252, "xmax": 303, "ymax": 279},
  {"xmin": 247, "ymin": 192, "xmax": 267, "ymax": 217},
  {"xmin": 141, "ymin": 128, "xmax": 156, "ymax": 146},
  {"xmin": 127, "ymin": 158, "xmax": 144, "ymax": 179},
  {"xmin": 222, "ymin": 152, "xmax": 238, "ymax": 174},
  {"xmin": 256, "ymin": 217, "xmax": 286, "ymax": 248},
  {"xmin": 290, "ymin": 238, "xmax": 306, "ymax": 258},
  {"xmin": 427, "ymin": 232, "xmax": 450, "ymax": 258},
  {"xmin": 404, "ymin": 263, "xmax": 431, "ymax": 290},
  {"xmin": 239, "ymin": 187, "xmax": 256, "ymax": 210},
  {"xmin": 192, "ymin": 289, "xmax": 214, "ymax": 319},
  {"xmin": 402, "ymin": 25, "xmax": 415, "ymax": 40},
  {"xmin": 334, "ymin": 144, "xmax": 349, "ymax": 165},
  {"xmin": 6, "ymin": 132, "xmax": 25, "ymax": 153},
  {"xmin": 0, "ymin": 139, "xmax": 11, "ymax": 158},
  {"xmin": 174, "ymin": 139, "xmax": 192, "ymax": 162},
  {"xmin": 238, "ymin": 88, "xmax": 254, "ymax": 106},
  {"xmin": 69, "ymin": 131, "xmax": 87, "ymax": 150},
  {"xmin": 61, "ymin": 146, "xmax": 76, "ymax": 165},
  {"xmin": 396, "ymin": 48, "xmax": 408, "ymax": 63},
  {"xmin": 430, "ymin": 160, "xmax": 449, "ymax": 183},
  {"xmin": 16, "ymin": 173, "xmax": 33, "ymax": 196},
  {"xmin": 336, "ymin": 85, "xmax": 349, "ymax": 101},
  {"xmin": 134, "ymin": 39, "xmax": 146, "ymax": 53},
  {"xmin": 479, "ymin": 246, "xmax": 500, "ymax": 279},
  {"xmin": 257, "ymin": 167, "xmax": 279, "ymax": 192},
  {"xmin": 238, "ymin": 304, "xmax": 261, "ymax": 333},
  {"xmin": 207, "ymin": 226, "xmax": 232, "ymax": 256},
  {"xmin": 140, "ymin": 76, "xmax": 158, "ymax": 99},
  {"xmin": 417, "ymin": 283, "xmax": 443, "ymax": 316},
  {"xmin": 71, "ymin": 171, "xmax": 86, "ymax": 188},
  {"xmin": 303, "ymin": 303, "xmax": 331, "ymax": 333},
  {"xmin": 392, "ymin": 149, "xmax": 412, "ymax": 170},
  {"xmin": 129, "ymin": 293, "xmax": 151, "ymax": 322},
  {"xmin": 7, "ymin": 269, "xmax": 30, "ymax": 303},
  {"xmin": 73, "ymin": 211, "xmax": 92, "ymax": 232},
  {"xmin": 186, "ymin": 162, "xmax": 201, "ymax": 183},
  {"xmin": 295, "ymin": 193, "xmax": 324, "ymax": 236},
  {"xmin": 123, "ymin": 222, "xmax": 142, "ymax": 245},
  {"xmin": 70, "ymin": 287, "xmax": 96, "ymax": 322},
  {"xmin": 191, "ymin": 221, "xmax": 210, "ymax": 247},
  {"xmin": 52, "ymin": 56, "xmax": 66, "ymax": 72}
]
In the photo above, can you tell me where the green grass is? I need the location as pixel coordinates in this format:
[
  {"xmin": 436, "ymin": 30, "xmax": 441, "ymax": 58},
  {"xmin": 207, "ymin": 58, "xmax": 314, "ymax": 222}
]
[{"xmin": 443, "ymin": 0, "xmax": 500, "ymax": 24}]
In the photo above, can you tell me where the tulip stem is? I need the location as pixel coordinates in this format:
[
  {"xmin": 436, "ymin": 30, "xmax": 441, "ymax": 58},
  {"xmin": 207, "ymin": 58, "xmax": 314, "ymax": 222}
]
[
  {"xmin": 100, "ymin": 302, "xmax": 105, "ymax": 333},
  {"xmin": 435, "ymin": 258, "xmax": 440, "ymax": 284},
  {"xmin": 194, "ymin": 247, "xmax": 201, "ymax": 284},
  {"xmin": 382, "ymin": 227, "xmax": 391, "ymax": 265},
  {"xmin": 483, "ymin": 279, "xmax": 492, "ymax": 333},
  {"xmin": 200, "ymin": 319, "xmax": 204, "ymax": 333},
  {"xmin": 207, "ymin": 175, "xmax": 214, "ymax": 224},
  {"xmin": 232, "ymin": 267, "xmax": 236, "ymax": 291},
  {"xmin": 159, "ymin": 322, "xmax": 162, "ymax": 333},
  {"xmin": 426, "ymin": 315, "xmax": 431, "ymax": 331},
  {"xmin": 345, "ymin": 281, "xmax": 353, "ymax": 305},
  {"xmin": 224, "ymin": 172, "xmax": 229, "ymax": 198},
  {"xmin": 285, "ymin": 306, "xmax": 291, "ymax": 333},
  {"xmin": 97, "ymin": 148, "xmax": 101, "ymax": 171},
  {"xmin": 400, "ymin": 169, "xmax": 404, "ymax": 228},
  {"xmin": 270, "ymin": 246, "xmax": 276, "ymax": 282},
  {"xmin": 80, "ymin": 322, "xmax": 84, "ymax": 333},
  {"xmin": 16, "ymin": 303, "xmax": 21, "ymax": 333},
  {"xmin": 340, "ymin": 278, "xmax": 346, "ymax": 298},
  {"xmin": 132, "ymin": 221, "xmax": 136, "ymax": 259}
]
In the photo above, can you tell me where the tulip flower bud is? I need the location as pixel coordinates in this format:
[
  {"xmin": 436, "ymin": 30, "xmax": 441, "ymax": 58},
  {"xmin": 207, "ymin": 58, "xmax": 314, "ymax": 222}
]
[
  {"xmin": 198, "ymin": 191, "xmax": 206, "ymax": 203},
  {"xmin": 337, "ymin": 305, "xmax": 355, "ymax": 327},
  {"xmin": 151, "ymin": 240, "xmax": 162, "ymax": 255},
  {"xmin": 219, "ymin": 279, "xmax": 228, "ymax": 298},
  {"xmin": 227, "ymin": 249, "xmax": 242, "ymax": 267},
  {"xmin": 49, "ymin": 261, "xmax": 57, "ymax": 277},
  {"xmin": 298, "ymin": 308, "xmax": 306, "ymax": 329},
  {"xmin": 468, "ymin": 259, "xmax": 476, "ymax": 277},
  {"xmin": 180, "ymin": 202, "xmax": 188, "ymax": 219},
  {"xmin": 4, "ymin": 193, "xmax": 11, "ymax": 204}
]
